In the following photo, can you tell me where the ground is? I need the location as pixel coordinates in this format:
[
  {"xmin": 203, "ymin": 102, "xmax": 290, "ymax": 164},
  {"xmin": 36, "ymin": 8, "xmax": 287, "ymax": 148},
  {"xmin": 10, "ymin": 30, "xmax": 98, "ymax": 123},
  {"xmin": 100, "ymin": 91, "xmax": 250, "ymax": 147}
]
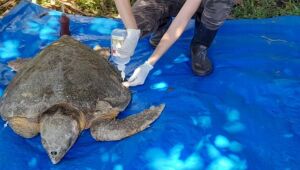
[{"xmin": 1, "ymin": 0, "xmax": 300, "ymax": 18}]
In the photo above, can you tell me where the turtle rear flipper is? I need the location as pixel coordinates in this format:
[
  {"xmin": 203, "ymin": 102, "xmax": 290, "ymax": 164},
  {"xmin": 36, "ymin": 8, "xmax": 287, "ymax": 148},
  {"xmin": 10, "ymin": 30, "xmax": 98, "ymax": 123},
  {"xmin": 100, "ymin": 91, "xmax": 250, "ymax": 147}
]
[
  {"xmin": 8, "ymin": 58, "xmax": 32, "ymax": 72},
  {"xmin": 90, "ymin": 104, "xmax": 165, "ymax": 141},
  {"xmin": 93, "ymin": 45, "xmax": 110, "ymax": 60}
]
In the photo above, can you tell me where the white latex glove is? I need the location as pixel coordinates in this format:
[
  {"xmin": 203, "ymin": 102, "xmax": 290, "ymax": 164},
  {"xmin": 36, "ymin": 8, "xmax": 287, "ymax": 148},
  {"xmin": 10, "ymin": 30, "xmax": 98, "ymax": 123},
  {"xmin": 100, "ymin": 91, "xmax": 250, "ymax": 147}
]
[
  {"xmin": 122, "ymin": 61, "xmax": 153, "ymax": 87},
  {"xmin": 117, "ymin": 29, "xmax": 141, "ymax": 57}
]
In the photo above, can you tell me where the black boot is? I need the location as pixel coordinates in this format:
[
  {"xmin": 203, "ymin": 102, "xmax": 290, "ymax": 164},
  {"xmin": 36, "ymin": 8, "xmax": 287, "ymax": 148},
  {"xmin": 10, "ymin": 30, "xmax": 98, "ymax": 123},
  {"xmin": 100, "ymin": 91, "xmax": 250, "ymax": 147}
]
[
  {"xmin": 149, "ymin": 19, "xmax": 172, "ymax": 47},
  {"xmin": 191, "ymin": 18, "xmax": 217, "ymax": 76}
]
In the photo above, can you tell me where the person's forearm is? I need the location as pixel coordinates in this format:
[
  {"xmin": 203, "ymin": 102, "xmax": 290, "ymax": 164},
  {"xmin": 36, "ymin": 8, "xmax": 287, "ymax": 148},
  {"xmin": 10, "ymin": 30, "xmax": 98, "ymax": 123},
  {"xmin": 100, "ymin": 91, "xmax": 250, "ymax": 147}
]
[
  {"xmin": 114, "ymin": 0, "xmax": 138, "ymax": 29},
  {"xmin": 147, "ymin": 0, "xmax": 202, "ymax": 65}
]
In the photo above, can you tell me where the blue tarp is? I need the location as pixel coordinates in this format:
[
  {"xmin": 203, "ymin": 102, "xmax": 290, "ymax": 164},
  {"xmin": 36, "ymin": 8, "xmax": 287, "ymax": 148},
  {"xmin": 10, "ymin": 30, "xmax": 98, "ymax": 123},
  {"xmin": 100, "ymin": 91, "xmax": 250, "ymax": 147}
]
[{"xmin": 0, "ymin": 1, "xmax": 299, "ymax": 169}]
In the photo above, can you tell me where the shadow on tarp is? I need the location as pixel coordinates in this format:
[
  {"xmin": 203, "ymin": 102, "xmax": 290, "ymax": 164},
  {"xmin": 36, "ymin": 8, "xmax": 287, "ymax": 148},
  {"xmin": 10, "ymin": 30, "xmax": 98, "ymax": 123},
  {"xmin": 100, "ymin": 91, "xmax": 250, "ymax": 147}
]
[{"xmin": 0, "ymin": 0, "xmax": 300, "ymax": 170}]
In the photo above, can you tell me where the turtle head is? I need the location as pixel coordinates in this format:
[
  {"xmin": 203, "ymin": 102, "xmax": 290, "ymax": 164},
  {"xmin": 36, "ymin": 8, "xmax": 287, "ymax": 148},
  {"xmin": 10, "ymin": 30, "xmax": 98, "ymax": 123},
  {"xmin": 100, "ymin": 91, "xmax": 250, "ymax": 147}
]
[{"xmin": 40, "ymin": 107, "xmax": 80, "ymax": 164}]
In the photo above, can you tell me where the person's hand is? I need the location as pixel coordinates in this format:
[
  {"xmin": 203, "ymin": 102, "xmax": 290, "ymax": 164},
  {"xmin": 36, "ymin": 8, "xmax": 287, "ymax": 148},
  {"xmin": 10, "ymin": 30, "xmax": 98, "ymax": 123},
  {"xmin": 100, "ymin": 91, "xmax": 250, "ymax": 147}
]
[
  {"xmin": 117, "ymin": 29, "xmax": 141, "ymax": 57},
  {"xmin": 122, "ymin": 61, "xmax": 153, "ymax": 87}
]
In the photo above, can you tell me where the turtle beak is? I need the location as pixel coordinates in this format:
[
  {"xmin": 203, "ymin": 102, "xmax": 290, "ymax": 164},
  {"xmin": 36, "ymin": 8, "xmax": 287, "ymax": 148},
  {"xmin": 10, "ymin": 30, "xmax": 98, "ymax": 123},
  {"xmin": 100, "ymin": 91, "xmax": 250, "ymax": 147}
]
[
  {"xmin": 48, "ymin": 150, "xmax": 64, "ymax": 164},
  {"xmin": 50, "ymin": 157, "xmax": 59, "ymax": 164}
]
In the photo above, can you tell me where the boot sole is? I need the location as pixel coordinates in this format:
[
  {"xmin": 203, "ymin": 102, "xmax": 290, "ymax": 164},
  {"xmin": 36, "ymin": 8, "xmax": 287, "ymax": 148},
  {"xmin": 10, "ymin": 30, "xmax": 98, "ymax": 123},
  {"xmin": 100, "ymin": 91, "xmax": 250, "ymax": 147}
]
[
  {"xmin": 192, "ymin": 63, "xmax": 213, "ymax": 76},
  {"xmin": 192, "ymin": 68, "xmax": 213, "ymax": 76}
]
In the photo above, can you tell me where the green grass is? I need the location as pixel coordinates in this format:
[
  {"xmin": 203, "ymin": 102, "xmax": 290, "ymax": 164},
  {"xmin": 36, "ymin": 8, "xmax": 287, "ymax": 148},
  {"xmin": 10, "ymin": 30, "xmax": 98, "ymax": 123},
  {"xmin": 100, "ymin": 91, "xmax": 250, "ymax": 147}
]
[
  {"xmin": 233, "ymin": 0, "xmax": 300, "ymax": 18},
  {"xmin": 1, "ymin": 0, "xmax": 300, "ymax": 18},
  {"xmin": 75, "ymin": 0, "xmax": 136, "ymax": 16}
]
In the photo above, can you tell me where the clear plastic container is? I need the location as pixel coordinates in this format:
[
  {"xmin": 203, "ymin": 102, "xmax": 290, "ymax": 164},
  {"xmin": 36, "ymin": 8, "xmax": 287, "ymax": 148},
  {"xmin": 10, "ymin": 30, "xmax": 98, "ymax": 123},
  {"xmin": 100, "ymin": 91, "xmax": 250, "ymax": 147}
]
[{"xmin": 111, "ymin": 29, "xmax": 128, "ymax": 79}]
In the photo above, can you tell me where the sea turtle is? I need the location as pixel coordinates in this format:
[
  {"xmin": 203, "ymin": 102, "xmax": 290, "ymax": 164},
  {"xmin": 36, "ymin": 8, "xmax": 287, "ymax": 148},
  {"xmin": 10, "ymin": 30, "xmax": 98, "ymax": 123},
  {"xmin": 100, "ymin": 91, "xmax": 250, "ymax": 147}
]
[{"xmin": 0, "ymin": 36, "xmax": 165, "ymax": 164}]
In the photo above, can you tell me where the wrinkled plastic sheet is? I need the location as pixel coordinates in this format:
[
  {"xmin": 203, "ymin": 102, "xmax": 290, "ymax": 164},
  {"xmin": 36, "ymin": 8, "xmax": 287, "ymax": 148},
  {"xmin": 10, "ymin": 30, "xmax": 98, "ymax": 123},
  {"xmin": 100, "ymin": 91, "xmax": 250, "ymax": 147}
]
[{"xmin": 0, "ymin": 1, "xmax": 300, "ymax": 170}]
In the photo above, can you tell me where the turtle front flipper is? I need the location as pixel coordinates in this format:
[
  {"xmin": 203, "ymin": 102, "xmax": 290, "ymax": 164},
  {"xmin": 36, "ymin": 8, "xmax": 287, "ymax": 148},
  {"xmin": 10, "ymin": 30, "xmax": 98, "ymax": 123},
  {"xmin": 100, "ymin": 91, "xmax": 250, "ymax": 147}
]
[{"xmin": 90, "ymin": 104, "xmax": 165, "ymax": 141}]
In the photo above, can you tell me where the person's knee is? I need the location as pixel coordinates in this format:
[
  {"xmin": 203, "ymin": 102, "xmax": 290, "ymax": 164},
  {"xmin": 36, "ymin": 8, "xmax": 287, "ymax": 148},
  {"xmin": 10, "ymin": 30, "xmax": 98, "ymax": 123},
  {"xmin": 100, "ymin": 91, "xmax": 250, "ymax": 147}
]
[
  {"xmin": 132, "ymin": 0, "xmax": 169, "ymax": 37},
  {"xmin": 201, "ymin": 0, "xmax": 234, "ymax": 30}
]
